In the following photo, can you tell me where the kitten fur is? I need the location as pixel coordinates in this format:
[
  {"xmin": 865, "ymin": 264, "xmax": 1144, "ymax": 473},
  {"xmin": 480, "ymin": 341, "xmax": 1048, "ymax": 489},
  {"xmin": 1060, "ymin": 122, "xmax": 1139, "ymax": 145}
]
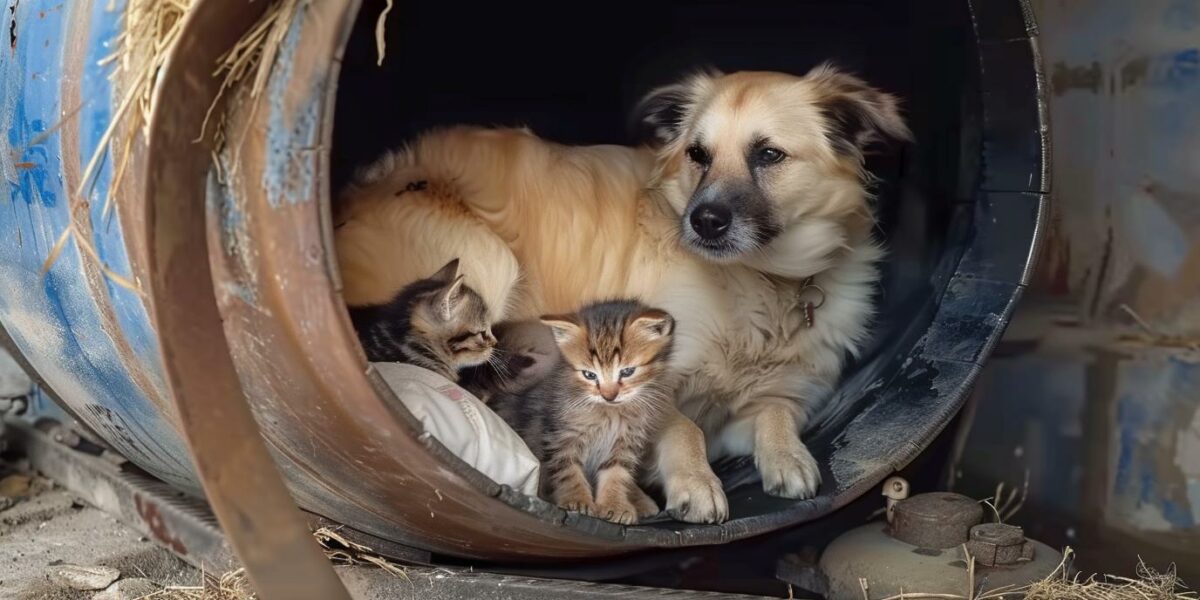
[
  {"xmin": 349, "ymin": 259, "xmax": 496, "ymax": 381},
  {"xmin": 489, "ymin": 300, "xmax": 676, "ymax": 524}
]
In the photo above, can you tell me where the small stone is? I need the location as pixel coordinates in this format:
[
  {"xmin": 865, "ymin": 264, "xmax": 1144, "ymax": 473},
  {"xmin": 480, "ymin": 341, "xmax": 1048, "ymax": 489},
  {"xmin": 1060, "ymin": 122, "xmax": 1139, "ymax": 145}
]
[
  {"xmin": 0, "ymin": 474, "xmax": 31, "ymax": 498},
  {"xmin": 51, "ymin": 564, "xmax": 121, "ymax": 591},
  {"xmin": 92, "ymin": 578, "xmax": 161, "ymax": 600}
]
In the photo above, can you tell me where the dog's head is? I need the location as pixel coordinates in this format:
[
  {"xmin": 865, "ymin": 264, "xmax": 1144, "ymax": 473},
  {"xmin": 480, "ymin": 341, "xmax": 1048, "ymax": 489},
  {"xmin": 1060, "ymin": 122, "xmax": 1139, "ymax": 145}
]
[{"xmin": 634, "ymin": 64, "xmax": 911, "ymax": 276}]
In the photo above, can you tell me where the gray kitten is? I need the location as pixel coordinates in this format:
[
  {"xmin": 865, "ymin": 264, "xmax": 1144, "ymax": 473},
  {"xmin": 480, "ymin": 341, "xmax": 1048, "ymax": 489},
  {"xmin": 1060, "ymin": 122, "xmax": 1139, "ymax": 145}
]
[
  {"xmin": 488, "ymin": 300, "xmax": 676, "ymax": 524},
  {"xmin": 349, "ymin": 259, "xmax": 496, "ymax": 381}
]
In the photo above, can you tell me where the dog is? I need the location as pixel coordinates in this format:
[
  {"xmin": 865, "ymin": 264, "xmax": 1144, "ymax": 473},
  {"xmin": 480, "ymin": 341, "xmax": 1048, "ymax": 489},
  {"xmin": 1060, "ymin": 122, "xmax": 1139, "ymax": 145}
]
[{"xmin": 334, "ymin": 64, "xmax": 911, "ymax": 523}]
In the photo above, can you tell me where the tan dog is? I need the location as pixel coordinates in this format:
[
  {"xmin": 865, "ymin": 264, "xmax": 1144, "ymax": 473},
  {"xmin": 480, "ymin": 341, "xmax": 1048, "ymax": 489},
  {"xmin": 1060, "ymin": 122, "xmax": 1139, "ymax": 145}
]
[{"xmin": 335, "ymin": 64, "xmax": 910, "ymax": 523}]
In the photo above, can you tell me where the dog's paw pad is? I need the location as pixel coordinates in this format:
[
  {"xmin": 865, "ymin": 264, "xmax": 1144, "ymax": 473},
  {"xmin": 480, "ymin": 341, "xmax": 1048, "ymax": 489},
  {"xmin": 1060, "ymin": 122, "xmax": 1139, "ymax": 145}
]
[
  {"xmin": 757, "ymin": 444, "xmax": 821, "ymax": 500},
  {"xmin": 665, "ymin": 471, "xmax": 729, "ymax": 524}
]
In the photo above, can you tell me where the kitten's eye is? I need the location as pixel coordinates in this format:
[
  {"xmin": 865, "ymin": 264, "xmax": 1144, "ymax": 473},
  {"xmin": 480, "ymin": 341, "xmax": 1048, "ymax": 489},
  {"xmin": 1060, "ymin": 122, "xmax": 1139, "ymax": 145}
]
[
  {"xmin": 619, "ymin": 367, "xmax": 636, "ymax": 378},
  {"xmin": 757, "ymin": 147, "xmax": 786, "ymax": 164},
  {"xmin": 686, "ymin": 144, "xmax": 711, "ymax": 167},
  {"xmin": 581, "ymin": 370, "xmax": 598, "ymax": 381}
]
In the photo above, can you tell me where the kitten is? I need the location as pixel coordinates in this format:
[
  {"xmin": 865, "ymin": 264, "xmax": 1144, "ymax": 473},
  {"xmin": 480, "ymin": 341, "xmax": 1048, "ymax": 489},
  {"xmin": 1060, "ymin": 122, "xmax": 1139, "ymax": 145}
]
[
  {"xmin": 489, "ymin": 300, "xmax": 676, "ymax": 524},
  {"xmin": 348, "ymin": 259, "xmax": 497, "ymax": 381}
]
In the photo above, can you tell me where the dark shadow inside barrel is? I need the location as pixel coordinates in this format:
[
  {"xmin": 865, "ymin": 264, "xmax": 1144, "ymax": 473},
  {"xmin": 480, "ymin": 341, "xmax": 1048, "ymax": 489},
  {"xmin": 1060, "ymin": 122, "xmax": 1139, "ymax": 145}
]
[{"xmin": 328, "ymin": 0, "xmax": 1042, "ymax": 536}]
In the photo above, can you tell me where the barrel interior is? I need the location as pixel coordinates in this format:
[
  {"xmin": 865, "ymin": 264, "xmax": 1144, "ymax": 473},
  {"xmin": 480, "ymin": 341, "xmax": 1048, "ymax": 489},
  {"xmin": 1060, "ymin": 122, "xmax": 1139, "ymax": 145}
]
[{"xmin": 329, "ymin": 0, "xmax": 979, "ymax": 521}]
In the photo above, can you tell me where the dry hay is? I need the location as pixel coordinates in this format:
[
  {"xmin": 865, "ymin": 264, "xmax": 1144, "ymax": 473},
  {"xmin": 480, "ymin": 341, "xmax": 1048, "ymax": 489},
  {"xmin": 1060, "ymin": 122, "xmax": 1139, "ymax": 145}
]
[
  {"xmin": 140, "ymin": 568, "xmax": 255, "ymax": 600},
  {"xmin": 37, "ymin": 0, "xmax": 195, "ymax": 292},
  {"xmin": 1025, "ymin": 549, "xmax": 1194, "ymax": 600},
  {"xmin": 313, "ymin": 526, "xmax": 412, "ymax": 580}
]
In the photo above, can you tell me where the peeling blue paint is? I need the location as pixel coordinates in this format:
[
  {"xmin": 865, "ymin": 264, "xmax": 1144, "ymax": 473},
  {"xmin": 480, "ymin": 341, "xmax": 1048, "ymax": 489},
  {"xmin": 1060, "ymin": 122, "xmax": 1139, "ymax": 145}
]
[
  {"xmin": 262, "ymin": 7, "xmax": 322, "ymax": 208},
  {"xmin": 1111, "ymin": 356, "xmax": 1198, "ymax": 530},
  {"xmin": 0, "ymin": 0, "xmax": 197, "ymax": 493}
]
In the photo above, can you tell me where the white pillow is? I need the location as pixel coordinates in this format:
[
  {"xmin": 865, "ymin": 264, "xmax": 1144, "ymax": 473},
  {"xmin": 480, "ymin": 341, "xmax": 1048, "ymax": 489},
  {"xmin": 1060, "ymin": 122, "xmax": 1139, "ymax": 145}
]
[{"xmin": 371, "ymin": 362, "xmax": 540, "ymax": 497}]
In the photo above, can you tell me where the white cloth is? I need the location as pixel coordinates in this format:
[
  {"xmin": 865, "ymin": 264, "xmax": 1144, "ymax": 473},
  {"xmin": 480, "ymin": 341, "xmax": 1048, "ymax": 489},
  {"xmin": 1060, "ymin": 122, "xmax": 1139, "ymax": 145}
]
[{"xmin": 372, "ymin": 362, "xmax": 540, "ymax": 496}]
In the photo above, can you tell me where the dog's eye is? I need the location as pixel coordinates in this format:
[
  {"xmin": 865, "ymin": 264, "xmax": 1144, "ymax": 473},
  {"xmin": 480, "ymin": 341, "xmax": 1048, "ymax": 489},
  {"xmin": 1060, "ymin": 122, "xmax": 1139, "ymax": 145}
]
[
  {"xmin": 581, "ymin": 370, "xmax": 598, "ymax": 381},
  {"xmin": 686, "ymin": 144, "xmax": 711, "ymax": 167},
  {"xmin": 757, "ymin": 147, "xmax": 786, "ymax": 164}
]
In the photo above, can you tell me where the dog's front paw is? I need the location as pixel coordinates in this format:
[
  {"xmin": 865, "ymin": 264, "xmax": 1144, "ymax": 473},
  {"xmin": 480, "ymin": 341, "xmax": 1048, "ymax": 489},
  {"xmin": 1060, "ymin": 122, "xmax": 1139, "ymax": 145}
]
[
  {"xmin": 664, "ymin": 468, "xmax": 729, "ymax": 524},
  {"xmin": 756, "ymin": 440, "xmax": 821, "ymax": 499}
]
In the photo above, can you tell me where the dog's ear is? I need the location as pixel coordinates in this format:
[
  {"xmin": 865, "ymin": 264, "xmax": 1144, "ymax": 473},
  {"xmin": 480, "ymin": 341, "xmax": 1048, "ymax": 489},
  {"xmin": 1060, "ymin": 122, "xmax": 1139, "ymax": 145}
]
[
  {"xmin": 630, "ymin": 70, "xmax": 719, "ymax": 147},
  {"xmin": 807, "ymin": 63, "xmax": 912, "ymax": 159}
]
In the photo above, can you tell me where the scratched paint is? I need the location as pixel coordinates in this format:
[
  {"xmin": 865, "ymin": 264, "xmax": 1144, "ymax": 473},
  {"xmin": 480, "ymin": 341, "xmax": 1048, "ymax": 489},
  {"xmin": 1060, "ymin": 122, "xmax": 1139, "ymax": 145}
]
[
  {"xmin": 1033, "ymin": 0, "xmax": 1200, "ymax": 333},
  {"xmin": 0, "ymin": 0, "xmax": 197, "ymax": 492},
  {"xmin": 262, "ymin": 6, "xmax": 322, "ymax": 209},
  {"xmin": 77, "ymin": 0, "xmax": 170, "ymax": 401}
]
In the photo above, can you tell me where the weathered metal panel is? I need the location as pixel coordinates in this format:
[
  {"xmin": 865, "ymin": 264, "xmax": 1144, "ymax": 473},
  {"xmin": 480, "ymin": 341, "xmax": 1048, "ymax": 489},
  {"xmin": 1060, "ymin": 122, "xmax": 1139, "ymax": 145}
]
[
  {"xmin": 0, "ymin": 0, "xmax": 196, "ymax": 492},
  {"xmin": 1107, "ymin": 351, "xmax": 1200, "ymax": 534},
  {"xmin": 1032, "ymin": 0, "xmax": 1200, "ymax": 332},
  {"xmin": 959, "ymin": 2, "xmax": 1200, "ymax": 576}
]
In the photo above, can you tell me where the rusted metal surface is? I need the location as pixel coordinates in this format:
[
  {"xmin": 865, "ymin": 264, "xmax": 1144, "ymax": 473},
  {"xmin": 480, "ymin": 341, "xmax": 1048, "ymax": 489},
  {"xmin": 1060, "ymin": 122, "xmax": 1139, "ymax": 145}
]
[
  {"xmin": 966, "ymin": 523, "xmax": 1035, "ymax": 567},
  {"xmin": 142, "ymin": 0, "xmax": 351, "ymax": 598},
  {"xmin": 890, "ymin": 492, "xmax": 985, "ymax": 549}
]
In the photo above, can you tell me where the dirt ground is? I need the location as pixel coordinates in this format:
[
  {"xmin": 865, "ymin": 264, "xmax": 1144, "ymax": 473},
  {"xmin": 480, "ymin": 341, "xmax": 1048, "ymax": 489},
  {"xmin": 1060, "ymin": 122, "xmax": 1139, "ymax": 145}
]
[{"xmin": 0, "ymin": 474, "xmax": 200, "ymax": 600}]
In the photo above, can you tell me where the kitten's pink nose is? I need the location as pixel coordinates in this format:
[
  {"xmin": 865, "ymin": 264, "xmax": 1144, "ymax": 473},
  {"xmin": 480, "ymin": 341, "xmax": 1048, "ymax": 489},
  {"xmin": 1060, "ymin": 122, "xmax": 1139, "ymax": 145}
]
[{"xmin": 599, "ymin": 384, "xmax": 620, "ymax": 402}]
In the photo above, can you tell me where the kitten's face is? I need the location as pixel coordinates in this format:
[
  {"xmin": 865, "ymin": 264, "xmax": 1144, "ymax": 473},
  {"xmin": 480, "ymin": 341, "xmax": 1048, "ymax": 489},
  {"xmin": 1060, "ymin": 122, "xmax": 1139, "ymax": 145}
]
[
  {"xmin": 411, "ymin": 260, "xmax": 497, "ymax": 370},
  {"xmin": 542, "ymin": 302, "xmax": 675, "ymax": 405}
]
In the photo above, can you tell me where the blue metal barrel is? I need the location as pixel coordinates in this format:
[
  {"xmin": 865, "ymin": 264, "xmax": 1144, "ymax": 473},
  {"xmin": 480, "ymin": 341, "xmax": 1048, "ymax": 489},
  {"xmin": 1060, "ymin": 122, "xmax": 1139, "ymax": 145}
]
[{"xmin": 1, "ymin": 0, "xmax": 197, "ymax": 493}]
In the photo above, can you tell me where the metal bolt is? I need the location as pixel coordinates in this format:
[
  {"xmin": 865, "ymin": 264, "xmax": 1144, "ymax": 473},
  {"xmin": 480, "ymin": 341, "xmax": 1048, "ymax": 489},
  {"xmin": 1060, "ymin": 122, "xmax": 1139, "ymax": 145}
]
[
  {"xmin": 882, "ymin": 476, "xmax": 910, "ymax": 524},
  {"xmin": 966, "ymin": 523, "xmax": 1035, "ymax": 566}
]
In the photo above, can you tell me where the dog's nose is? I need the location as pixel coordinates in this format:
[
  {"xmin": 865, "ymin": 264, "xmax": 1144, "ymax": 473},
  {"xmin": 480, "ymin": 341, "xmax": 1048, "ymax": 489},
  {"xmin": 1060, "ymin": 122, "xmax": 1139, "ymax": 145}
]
[{"xmin": 690, "ymin": 204, "xmax": 732, "ymax": 240}]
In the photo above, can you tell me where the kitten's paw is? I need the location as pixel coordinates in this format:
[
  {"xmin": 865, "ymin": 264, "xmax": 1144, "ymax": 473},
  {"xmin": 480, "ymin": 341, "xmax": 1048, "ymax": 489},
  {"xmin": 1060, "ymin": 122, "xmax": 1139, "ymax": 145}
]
[
  {"xmin": 664, "ymin": 468, "xmax": 729, "ymax": 524},
  {"xmin": 560, "ymin": 499, "xmax": 596, "ymax": 516},
  {"xmin": 755, "ymin": 440, "xmax": 821, "ymax": 500},
  {"xmin": 595, "ymin": 497, "xmax": 639, "ymax": 525}
]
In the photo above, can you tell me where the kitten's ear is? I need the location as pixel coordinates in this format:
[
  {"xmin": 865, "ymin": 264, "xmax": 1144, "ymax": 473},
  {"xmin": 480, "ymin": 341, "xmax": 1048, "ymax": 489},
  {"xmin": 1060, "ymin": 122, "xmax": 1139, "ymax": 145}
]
[
  {"xmin": 438, "ymin": 275, "xmax": 467, "ymax": 319},
  {"xmin": 430, "ymin": 258, "xmax": 460, "ymax": 285},
  {"xmin": 540, "ymin": 314, "xmax": 583, "ymax": 345},
  {"xmin": 632, "ymin": 308, "xmax": 674, "ymax": 338}
]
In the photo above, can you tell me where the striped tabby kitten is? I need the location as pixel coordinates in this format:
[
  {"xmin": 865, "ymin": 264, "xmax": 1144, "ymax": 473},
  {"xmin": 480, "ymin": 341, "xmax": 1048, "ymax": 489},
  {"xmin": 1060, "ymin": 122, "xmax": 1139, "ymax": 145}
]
[
  {"xmin": 349, "ymin": 259, "xmax": 496, "ymax": 381},
  {"xmin": 490, "ymin": 300, "xmax": 676, "ymax": 524}
]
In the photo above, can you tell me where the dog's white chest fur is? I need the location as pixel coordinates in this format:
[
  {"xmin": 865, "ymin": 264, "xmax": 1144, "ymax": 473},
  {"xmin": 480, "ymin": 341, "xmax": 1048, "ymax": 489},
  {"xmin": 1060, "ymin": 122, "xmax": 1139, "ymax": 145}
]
[{"xmin": 651, "ymin": 242, "xmax": 881, "ymax": 451}]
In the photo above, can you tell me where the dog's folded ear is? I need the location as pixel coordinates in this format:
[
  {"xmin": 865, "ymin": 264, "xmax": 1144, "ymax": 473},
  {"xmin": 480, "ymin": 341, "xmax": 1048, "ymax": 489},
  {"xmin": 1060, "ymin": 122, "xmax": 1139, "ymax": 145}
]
[
  {"xmin": 807, "ymin": 63, "xmax": 913, "ymax": 159},
  {"xmin": 630, "ymin": 69, "xmax": 720, "ymax": 147}
]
